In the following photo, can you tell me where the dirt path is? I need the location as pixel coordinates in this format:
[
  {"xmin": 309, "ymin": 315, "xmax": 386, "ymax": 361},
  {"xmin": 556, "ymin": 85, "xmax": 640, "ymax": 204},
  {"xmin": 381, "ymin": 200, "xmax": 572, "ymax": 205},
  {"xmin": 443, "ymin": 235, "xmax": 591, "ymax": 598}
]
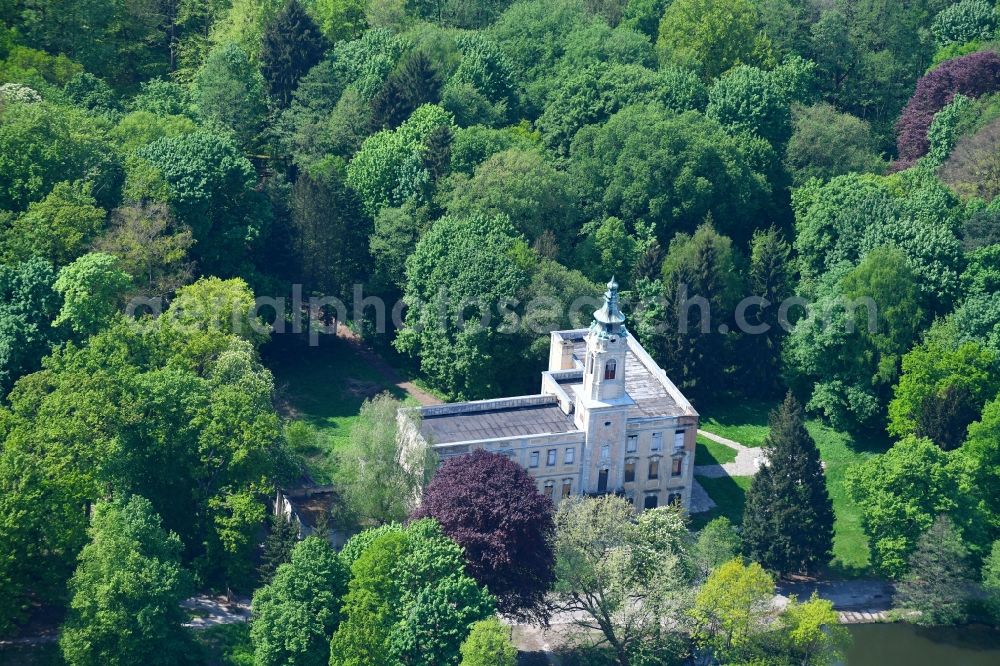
[{"xmin": 335, "ymin": 323, "xmax": 442, "ymax": 407}]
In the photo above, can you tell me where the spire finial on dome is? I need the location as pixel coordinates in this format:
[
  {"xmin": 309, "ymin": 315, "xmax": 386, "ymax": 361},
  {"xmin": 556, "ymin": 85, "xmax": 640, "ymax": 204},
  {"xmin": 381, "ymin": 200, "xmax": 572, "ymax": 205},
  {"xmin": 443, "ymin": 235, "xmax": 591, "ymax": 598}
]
[{"xmin": 592, "ymin": 276, "xmax": 626, "ymax": 332}]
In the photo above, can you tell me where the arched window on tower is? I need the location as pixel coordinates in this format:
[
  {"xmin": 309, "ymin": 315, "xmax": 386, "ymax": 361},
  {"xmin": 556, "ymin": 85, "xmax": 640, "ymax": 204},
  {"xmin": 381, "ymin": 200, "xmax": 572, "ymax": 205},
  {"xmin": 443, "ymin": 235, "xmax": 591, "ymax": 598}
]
[{"xmin": 604, "ymin": 359, "xmax": 617, "ymax": 380}]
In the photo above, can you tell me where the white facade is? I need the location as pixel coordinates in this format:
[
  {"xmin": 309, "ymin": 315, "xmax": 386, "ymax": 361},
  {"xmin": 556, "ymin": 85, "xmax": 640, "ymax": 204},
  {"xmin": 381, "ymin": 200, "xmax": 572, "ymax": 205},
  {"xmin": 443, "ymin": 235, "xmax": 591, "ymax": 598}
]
[{"xmin": 407, "ymin": 280, "xmax": 699, "ymax": 512}]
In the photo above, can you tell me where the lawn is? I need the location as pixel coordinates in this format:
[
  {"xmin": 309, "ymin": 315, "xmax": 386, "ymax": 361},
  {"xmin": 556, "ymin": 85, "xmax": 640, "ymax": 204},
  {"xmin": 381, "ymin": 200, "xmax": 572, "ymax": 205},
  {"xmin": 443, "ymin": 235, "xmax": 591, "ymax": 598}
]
[
  {"xmin": 690, "ymin": 475, "xmax": 753, "ymax": 530},
  {"xmin": 694, "ymin": 434, "xmax": 738, "ymax": 465},
  {"xmin": 698, "ymin": 399, "xmax": 773, "ymax": 447},
  {"xmin": 694, "ymin": 398, "xmax": 891, "ymax": 577},
  {"xmin": 262, "ymin": 335, "xmax": 417, "ymax": 482}
]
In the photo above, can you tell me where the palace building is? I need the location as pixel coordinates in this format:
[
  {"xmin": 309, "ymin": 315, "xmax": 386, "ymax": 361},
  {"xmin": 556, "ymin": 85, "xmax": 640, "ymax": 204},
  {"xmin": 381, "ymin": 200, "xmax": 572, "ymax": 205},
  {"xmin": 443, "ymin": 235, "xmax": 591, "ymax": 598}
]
[{"xmin": 402, "ymin": 279, "xmax": 699, "ymax": 512}]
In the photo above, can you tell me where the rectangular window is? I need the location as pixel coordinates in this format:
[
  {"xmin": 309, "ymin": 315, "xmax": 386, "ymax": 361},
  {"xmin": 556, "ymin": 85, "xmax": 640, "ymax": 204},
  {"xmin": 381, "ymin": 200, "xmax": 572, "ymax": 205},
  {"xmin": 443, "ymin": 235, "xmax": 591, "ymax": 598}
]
[
  {"xmin": 564, "ymin": 447, "xmax": 575, "ymax": 464},
  {"xmin": 674, "ymin": 429, "xmax": 686, "ymax": 451},
  {"xmin": 600, "ymin": 444, "xmax": 610, "ymax": 460},
  {"xmin": 626, "ymin": 435, "xmax": 637, "ymax": 453},
  {"xmin": 544, "ymin": 484, "xmax": 554, "ymax": 499},
  {"xmin": 651, "ymin": 432, "xmax": 662, "ymax": 452},
  {"xmin": 597, "ymin": 469, "xmax": 609, "ymax": 492},
  {"xmin": 648, "ymin": 459, "xmax": 659, "ymax": 480},
  {"xmin": 562, "ymin": 480, "xmax": 572, "ymax": 498},
  {"xmin": 671, "ymin": 458, "xmax": 683, "ymax": 477},
  {"xmin": 668, "ymin": 493, "xmax": 682, "ymax": 506},
  {"xmin": 624, "ymin": 461, "xmax": 636, "ymax": 483},
  {"xmin": 547, "ymin": 449, "xmax": 557, "ymax": 466},
  {"xmin": 529, "ymin": 451, "xmax": 539, "ymax": 468},
  {"xmin": 644, "ymin": 494, "xmax": 658, "ymax": 510}
]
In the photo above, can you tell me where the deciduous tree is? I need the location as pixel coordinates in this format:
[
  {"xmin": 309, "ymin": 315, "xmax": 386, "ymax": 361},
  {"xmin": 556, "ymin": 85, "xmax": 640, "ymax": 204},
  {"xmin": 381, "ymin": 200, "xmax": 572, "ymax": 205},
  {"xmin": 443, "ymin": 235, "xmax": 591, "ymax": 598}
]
[
  {"xmin": 335, "ymin": 394, "xmax": 434, "ymax": 526},
  {"xmin": 554, "ymin": 496, "xmax": 693, "ymax": 666},
  {"xmin": 52, "ymin": 253, "xmax": 130, "ymax": 338},
  {"xmin": 458, "ymin": 617, "xmax": 517, "ymax": 666},
  {"xmin": 413, "ymin": 450, "xmax": 555, "ymax": 622},
  {"xmin": 847, "ymin": 436, "xmax": 959, "ymax": 577},
  {"xmin": 59, "ymin": 496, "xmax": 194, "ymax": 666},
  {"xmin": 251, "ymin": 536, "xmax": 348, "ymax": 666}
]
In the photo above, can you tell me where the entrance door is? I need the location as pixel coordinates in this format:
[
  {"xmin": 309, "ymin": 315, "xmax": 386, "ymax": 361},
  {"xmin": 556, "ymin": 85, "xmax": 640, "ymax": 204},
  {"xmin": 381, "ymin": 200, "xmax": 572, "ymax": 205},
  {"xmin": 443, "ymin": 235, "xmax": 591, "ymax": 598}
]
[{"xmin": 597, "ymin": 469, "xmax": 609, "ymax": 493}]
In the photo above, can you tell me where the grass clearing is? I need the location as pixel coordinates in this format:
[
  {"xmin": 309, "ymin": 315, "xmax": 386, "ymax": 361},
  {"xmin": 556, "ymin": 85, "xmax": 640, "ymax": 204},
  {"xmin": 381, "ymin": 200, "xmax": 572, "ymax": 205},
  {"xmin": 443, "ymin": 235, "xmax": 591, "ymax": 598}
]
[
  {"xmin": 695, "ymin": 434, "xmax": 738, "ymax": 465},
  {"xmin": 695, "ymin": 398, "xmax": 891, "ymax": 577},
  {"xmin": 690, "ymin": 475, "xmax": 752, "ymax": 530},
  {"xmin": 262, "ymin": 335, "xmax": 417, "ymax": 482},
  {"xmin": 698, "ymin": 399, "xmax": 773, "ymax": 447}
]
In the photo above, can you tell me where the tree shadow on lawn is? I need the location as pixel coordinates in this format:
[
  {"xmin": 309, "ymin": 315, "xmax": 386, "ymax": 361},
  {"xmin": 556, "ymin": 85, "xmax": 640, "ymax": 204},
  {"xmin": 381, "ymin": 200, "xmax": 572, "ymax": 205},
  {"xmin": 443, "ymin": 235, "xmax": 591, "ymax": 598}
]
[{"xmin": 689, "ymin": 475, "xmax": 752, "ymax": 530}]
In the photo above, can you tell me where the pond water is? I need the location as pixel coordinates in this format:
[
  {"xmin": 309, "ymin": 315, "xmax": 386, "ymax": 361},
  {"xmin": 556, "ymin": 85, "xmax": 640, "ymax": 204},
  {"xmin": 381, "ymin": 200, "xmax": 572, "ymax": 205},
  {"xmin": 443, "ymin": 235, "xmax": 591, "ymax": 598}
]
[{"xmin": 843, "ymin": 623, "xmax": 1000, "ymax": 665}]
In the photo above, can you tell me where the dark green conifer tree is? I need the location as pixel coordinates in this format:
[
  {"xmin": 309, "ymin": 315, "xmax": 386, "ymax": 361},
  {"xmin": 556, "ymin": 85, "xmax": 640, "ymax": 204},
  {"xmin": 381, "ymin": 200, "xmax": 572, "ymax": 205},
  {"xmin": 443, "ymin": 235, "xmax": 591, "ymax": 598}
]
[
  {"xmin": 658, "ymin": 222, "xmax": 742, "ymax": 402},
  {"xmin": 896, "ymin": 514, "xmax": 975, "ymax": 625},
  {"xmin": 260, "ymin": 0, "xmax": 327, "ymax": 109},
  {"xmin": 257, "ymin": 513, "xmax": 300, "ymax": 584},
  {"xmin": 741, "ymin": 226, "xmax": 793, "ymax": 395},
  {"xmin": 742, "ymin": 392, "xmax": 834, "ymax": 575},
  {"xmin": 370, "ymin": 51, "xmax": 442, "ymax": 131}
]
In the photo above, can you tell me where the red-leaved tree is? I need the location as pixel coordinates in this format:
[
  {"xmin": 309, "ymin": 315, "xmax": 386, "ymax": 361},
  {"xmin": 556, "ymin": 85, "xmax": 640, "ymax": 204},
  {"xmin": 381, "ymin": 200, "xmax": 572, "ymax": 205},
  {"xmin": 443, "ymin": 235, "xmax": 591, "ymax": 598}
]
[
  {"xmin": 894, "ymin": 50, "xmax": 1000, "ymax": 169},
  {"xmin": 412, "ymin": 449, "xmax": 556, "ymax": 623}
]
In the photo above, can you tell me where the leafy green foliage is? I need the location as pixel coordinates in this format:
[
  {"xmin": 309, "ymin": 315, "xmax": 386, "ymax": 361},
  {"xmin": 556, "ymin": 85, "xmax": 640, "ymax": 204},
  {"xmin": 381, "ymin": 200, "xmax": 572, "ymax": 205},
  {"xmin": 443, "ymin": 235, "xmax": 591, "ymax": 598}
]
[
  {"xmin": 983, "ymin": 540, "xmax": 1000, "ymax": 620},
  {"xmin": 394, "ymin": 213, "xmax": 532, "ymax": 399},
  {"xmin": 847, "ymin": 436, "xmax": 959, "ymax": 578},
  {"xmin": 0, "ymin": 446, "xmax": 87, "ymax": 636},
  {"xmin": 538, "ymin": 62, "xmax": 706, "ymax": 154},
  {"xmin": 329, "ymin": 519, "xmax": 494, "ymax": 666},
  {"xmin": 2, "ymin": 289, "xmax": 285, "ymax": 589},
  {"xmin": 931, "ymin": 0, "xmax": 997, "ymax": 48},
  {"xmin": 347, "ymin": 104, "xmax": 454, "ymax": 216},
  {"xmin": 0, "ymin": 258, "xmax": 62, "ymax": 396},
  {"xmin": 889, "ymin": 321, "xmax": 1000, "ymax": 450},
  {"xmin": 334, "ymin": 393, "xmax": 433, "ymax": 526},
  {"xmin": 785, "ymin": 248, "xmax": 925, "ymax": 432},
  {"xmin": 194, "ymin": 42, "xmax": 269, "ymax": 146},
  {"xmin": 59, "ymin": 496, "xmax": 194, "ymax": 666},
  {"xmin": 92, "ymin": 203, "xmax": 195, "ymax": 299},
  {"xmin": 442, "ymin": 148, "xmax": 580, "ymax": 247},
  {"xmin": 690, "ymin": 558, "xmax": 774, "ymax": 663},
  {"xmin": 53, "ymin": 253, "xmax": 131, "ymax": 338},
  {"xmin": 134, "ymin": 131, "xmax": 269, "ymax": 277},
  {"xmin": 784, "ymin": 103, "xmax": 885, "ymax": 184},
  {"xmin": 0, "ymin": 180, "xmax": 106, "ymax": 266},
  {"xmin": 657, "ymin": 0, "xmax": 774, "ymax": 80},
  {"xmin": 570, "ymin": 106, "xmax": 770, "ymax": 245},
  {"xmin": 554, "ymin": 496, "xmax": 693, "ymax": 665},
  {"xmin": 777, "ymin": 594, "xmax": 851, "ymax": 665},
  {"xmin": 693, "ymin": 517, "xmax": 741, "ymax": 579},
  {"xmin": 458, "ymin": 617, "xmax": 516, "ymax": 666},
  {"xmin": 251, "ymin": 536, "xmax": 348, "ymax": 666},
  {"xmin": 0, "ymin": 101, "xmax": 118, "ymax": 213}
]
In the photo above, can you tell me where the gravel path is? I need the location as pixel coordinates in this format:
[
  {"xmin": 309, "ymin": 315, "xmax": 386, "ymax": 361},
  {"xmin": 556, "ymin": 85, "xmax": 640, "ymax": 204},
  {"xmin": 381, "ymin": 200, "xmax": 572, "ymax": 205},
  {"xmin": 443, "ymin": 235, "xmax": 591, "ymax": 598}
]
[
  {"xmin": 180, "ymin": 595, "xmax": 251, "ymax": 629},
  {"xmin": 693, "ymin": 429, "xmax": 766, "ymax": 478}
]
